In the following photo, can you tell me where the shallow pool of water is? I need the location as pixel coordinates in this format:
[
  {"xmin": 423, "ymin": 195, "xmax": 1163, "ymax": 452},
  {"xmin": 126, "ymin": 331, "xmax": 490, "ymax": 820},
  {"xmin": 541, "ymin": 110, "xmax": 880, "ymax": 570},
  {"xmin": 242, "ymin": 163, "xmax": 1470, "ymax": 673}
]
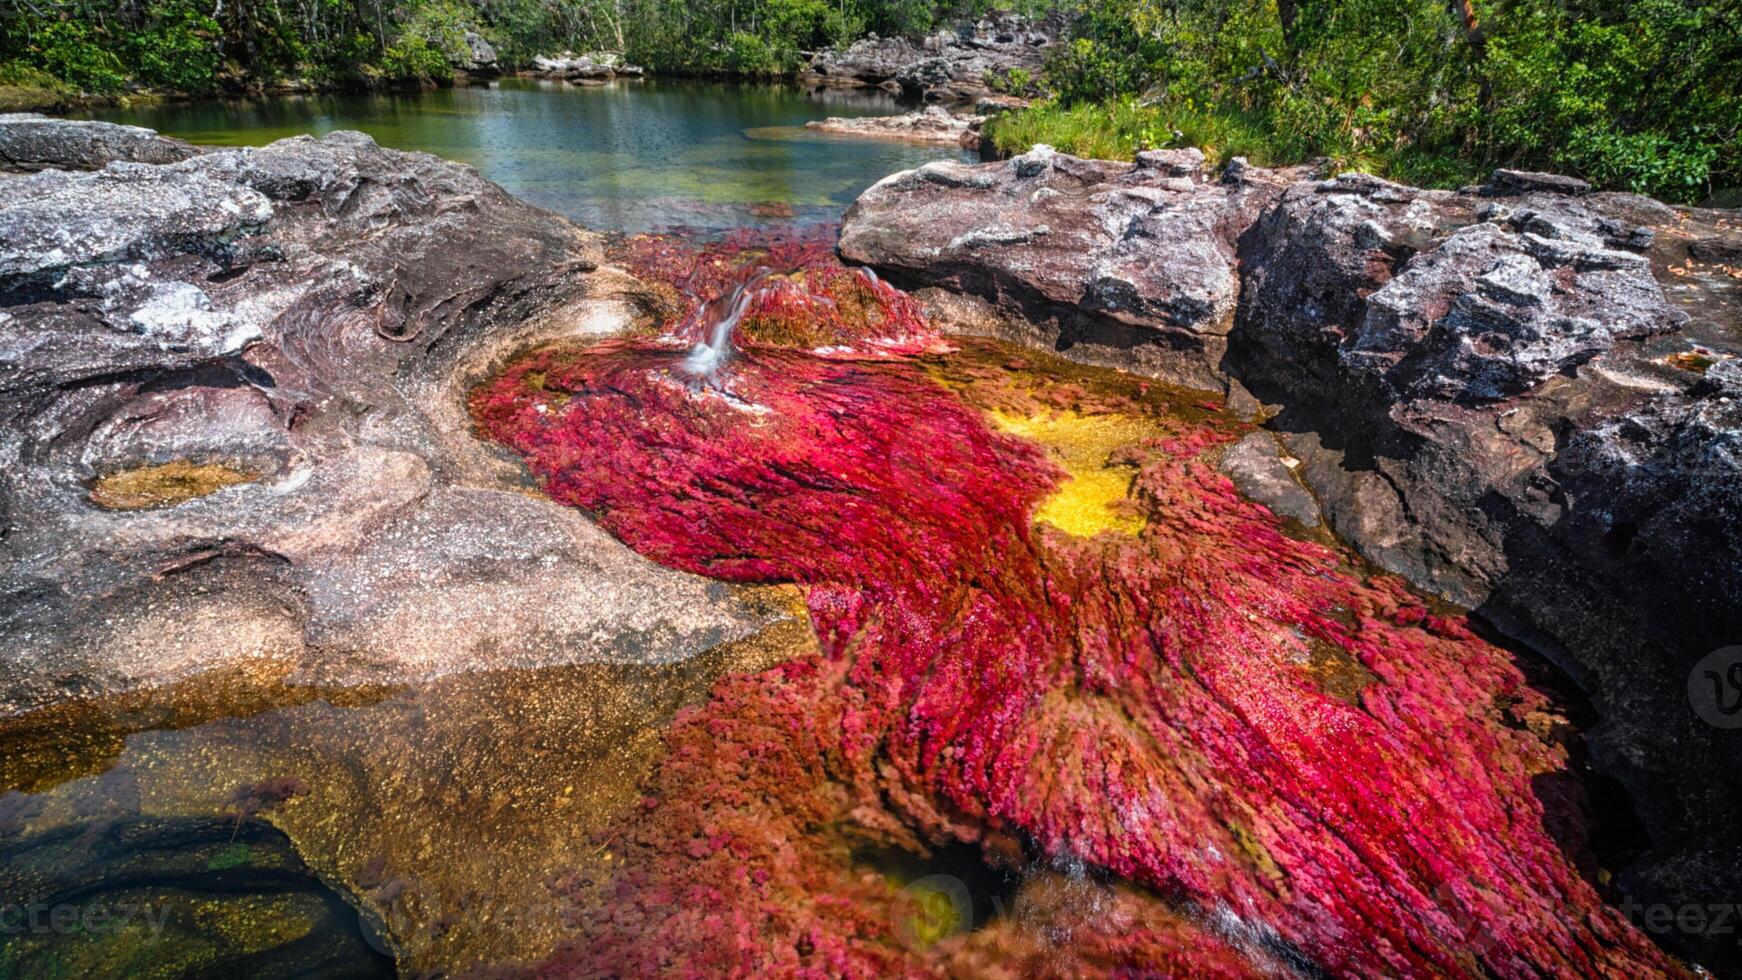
[{"xmin": 76, "ymin": 79, "xmax": 977, "ymax": 233}]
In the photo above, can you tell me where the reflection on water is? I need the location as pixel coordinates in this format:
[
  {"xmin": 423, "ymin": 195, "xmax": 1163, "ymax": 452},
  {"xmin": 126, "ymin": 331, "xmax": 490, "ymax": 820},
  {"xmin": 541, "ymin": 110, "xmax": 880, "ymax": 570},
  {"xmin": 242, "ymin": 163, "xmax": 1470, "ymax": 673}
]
[{"xmin": 77, "ymin": 79, "xmax": 977, "ymax": 233}]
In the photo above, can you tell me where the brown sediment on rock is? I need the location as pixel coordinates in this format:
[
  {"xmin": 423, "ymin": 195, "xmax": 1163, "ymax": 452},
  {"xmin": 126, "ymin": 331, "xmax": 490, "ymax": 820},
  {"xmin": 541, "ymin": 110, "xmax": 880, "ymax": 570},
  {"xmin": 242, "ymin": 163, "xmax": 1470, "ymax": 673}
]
[
  {"xmin": 88, "ymin": 460, "xmax": 261, "ymax": 510},
  {"xmin": 0, "ymin": 125, "xmax": 766, "ymax": 718}
]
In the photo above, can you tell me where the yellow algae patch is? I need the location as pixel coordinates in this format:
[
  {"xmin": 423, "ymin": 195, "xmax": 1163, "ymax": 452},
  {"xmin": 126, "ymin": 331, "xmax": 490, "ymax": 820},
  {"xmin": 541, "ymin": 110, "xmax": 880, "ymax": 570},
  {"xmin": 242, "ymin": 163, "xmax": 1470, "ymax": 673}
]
[
  {"xmin": 990, "ymin": 409, "xmax": 1158, "ymax": 537},
  {"xmin": 90, "ymin": 460, "xmax": 259, "ymax": 510}
]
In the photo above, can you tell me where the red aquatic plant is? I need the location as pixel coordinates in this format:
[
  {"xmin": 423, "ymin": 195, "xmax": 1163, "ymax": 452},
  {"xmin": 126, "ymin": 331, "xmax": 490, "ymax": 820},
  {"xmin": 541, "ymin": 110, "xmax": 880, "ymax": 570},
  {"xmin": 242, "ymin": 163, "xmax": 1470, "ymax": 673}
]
[
  {"xmin": 470, "ymin": 242, "xmax": 1680, "ymax": 978},
  {"xmin": 617, "ymin": 227, "xmax": 933, "ymax": 354}
]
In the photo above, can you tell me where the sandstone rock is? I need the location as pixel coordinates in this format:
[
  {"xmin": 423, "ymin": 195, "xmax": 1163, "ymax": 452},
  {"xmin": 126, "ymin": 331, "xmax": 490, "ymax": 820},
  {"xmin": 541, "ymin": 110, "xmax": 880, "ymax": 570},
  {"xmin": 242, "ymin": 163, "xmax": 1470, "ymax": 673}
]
[
  {"xmin": 528, "ymin": 51, "xmax": 644, "ymax": 80},
  {"xmin": 804, "ymin": 105, "xmax": 982, "ymax": 146},
  {"xmin": 1237, "ymin": 171, "xmax": 1687, "ymax": 404},
  {"xmin": 840, "ymin": 145, "xmax": 1303, "ymax": 387},
  {"xmin": 1690, "ymin": 233, "xmax": 1742, "ymax": 264},
  {"xmin": 973, "ymin": 93, "xmax": 1030, "ymax": 116},
  {"xmin": 1230, "ymin": 173, "xmax": 1742, "ymax": 972},
  {"xmin": 0, "ymin": 114, "xmax": 196, "ymax": 173},
  {"xmin": 1488, "ymin": 167, "xmax": 1592, "ymax": 196},
  {"xmin": 0, "ymin": 127, "xmax": 764, "ymax": 715},
  {"xmin": 801, "ymin": 11, "xmax": 1061, "ymax": 103},
  {"xmin": 1134, "ymin": 146, "xmax": 1205, "ymax": 177},
  {"xmin": 457, "ymin": 31, "xmax": 500, "ymax": 76},
  {"xmin": 1349, "ymin": 219, "xmax": 1685, "ymax": 402},
  {"xmin": 1217, "ymin": 430, "xmax": 1320, "ymax": 527}
]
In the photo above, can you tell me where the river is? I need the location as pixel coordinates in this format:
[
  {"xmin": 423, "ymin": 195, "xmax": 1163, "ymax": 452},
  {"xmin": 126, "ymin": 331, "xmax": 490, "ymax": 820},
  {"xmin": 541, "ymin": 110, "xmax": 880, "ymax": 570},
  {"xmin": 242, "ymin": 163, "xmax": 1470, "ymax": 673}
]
[{"xmin": 74, "ymin": 78, "xmax": 976, "ymax": 233}]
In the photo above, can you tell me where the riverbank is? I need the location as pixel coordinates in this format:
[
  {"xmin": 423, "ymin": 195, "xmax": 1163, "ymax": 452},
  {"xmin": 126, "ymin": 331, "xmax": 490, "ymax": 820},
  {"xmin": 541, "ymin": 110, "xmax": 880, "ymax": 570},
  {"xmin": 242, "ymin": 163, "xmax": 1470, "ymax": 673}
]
[{"xmin": 2, "ymin": 9, "xmax": 1060, "ymax": 117}]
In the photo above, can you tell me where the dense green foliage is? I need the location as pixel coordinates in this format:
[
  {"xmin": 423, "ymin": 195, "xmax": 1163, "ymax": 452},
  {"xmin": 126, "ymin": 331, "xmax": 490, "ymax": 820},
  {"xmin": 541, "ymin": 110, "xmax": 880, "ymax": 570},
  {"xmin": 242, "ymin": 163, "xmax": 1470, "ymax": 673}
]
[
  {"xmin": 989, "ymin": 0, "xmax": 1741, "ymax": 201},
  {"xmin": 0, "ymin": 0, "xmax": 1029, "ymax": 92}
]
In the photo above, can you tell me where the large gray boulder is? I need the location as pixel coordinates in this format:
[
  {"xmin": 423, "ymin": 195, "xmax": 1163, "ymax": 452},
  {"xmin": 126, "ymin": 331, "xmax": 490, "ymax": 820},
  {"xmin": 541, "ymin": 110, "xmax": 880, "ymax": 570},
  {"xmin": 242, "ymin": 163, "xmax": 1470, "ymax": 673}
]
[
  {"xmin": 1233, "ymin": 174, "xmax": 1742, "ymax": 976},
  {"xmin": 459, "ymin": 30, "xmax": 500, "ymax": 75},
  {"xmin": 0, "ymin": 127, "xmax": 765, "ymax": 715},
  {"xmin": 840, "ymin": 145, "xmax": 1302, "ymax": 388},
  {"xmin": 0, "ymin": 113, "xmax": 196, "ymax": 172},
  {"xmin": 1238, "ymin": 172, "xmax": 1686, "ymax": 405}
]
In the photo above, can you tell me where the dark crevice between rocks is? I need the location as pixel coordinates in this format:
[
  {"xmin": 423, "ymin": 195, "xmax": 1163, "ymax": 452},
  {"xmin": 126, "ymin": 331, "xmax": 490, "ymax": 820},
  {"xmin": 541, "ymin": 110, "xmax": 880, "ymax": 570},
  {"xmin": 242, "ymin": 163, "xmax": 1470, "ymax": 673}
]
[{"xmin": 1463, "ymin": 611, "xmax": 1655, "ymax": 888}]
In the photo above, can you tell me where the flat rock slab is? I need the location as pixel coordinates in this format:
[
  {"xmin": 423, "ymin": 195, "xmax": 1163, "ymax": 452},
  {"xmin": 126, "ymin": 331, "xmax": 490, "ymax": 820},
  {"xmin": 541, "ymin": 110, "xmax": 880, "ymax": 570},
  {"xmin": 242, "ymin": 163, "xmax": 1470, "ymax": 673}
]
[
  {"xmin": 0, "ymin": 124, "xmax": 764, "ymax": 715},
  {"xmin": 840, "ymin": 144, "xmax": 1301, "ymax": 388},
  {"xmin": 0, "ymin": 113, "xmax": 196, "ymax": 172},
  {"xmin": 804, "ymin": 105, "xmax": 981, "ymax": 147}
]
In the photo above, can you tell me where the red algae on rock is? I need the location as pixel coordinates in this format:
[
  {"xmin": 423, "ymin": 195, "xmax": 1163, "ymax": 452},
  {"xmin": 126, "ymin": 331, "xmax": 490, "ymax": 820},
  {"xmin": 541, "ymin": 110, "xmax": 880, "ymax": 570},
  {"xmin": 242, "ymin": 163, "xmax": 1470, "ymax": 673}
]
[
  {"xmin": 618, "ymin": 228, "xmax": 935, "ymax": 355},
  {"xmin": 470, "ymin": 237, "xmax": 1681, "ymax": 978}
]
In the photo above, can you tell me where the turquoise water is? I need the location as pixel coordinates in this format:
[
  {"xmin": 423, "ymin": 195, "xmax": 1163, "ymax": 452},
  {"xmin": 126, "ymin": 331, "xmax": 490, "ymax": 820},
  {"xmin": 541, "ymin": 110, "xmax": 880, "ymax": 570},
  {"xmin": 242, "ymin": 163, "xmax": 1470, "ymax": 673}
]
[{"xmin": 78, "ymin": 78, "xmax": 977, "ymax": 233}]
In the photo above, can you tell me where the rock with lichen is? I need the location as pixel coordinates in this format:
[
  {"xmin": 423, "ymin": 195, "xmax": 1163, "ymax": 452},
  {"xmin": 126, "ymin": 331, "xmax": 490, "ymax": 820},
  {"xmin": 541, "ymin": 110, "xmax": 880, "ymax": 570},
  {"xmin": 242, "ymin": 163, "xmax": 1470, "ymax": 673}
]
[
  {"xmin": 0, "ymin": 124, "xmax": 764, "ymax": 714},
  {"xmin": 840, "ymin": 144, "xmax": 1305, "ymax": 388},
  {"xmin": 0, "ymin": 113, "xmax": 197, "ymax": 173}
]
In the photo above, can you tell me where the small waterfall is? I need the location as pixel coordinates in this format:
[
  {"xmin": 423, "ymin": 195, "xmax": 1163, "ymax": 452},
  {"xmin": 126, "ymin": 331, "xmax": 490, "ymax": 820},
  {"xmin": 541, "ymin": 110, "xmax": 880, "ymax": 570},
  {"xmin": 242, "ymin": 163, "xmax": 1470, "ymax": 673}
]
[{"xmin": 680, "ymin": 267, "xmax": 773, "ymax": 386}]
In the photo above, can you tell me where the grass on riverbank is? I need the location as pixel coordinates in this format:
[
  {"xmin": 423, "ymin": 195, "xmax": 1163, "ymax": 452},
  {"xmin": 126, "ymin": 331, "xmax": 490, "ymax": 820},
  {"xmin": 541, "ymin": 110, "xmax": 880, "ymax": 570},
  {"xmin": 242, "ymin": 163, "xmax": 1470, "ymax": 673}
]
[
  {"xmin": 0, "ymin": 65, "xmax": 75, "ymax": 112},
  {"xmin": 983, "ymin": 97, "xmax": 1487, "ymax": 189}
]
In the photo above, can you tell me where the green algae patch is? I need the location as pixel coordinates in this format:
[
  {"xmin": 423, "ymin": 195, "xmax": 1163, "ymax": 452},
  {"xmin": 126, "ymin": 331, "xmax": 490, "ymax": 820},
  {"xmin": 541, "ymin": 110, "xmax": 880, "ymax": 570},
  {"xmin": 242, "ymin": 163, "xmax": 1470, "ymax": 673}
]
[{"xmin": 89, "ymin": 461, "xmax": 259, "ymax": 511}]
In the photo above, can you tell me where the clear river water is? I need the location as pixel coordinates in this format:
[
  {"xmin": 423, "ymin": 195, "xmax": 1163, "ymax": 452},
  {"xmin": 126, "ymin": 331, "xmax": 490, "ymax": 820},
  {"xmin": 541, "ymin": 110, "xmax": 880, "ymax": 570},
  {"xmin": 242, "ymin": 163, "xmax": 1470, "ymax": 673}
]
[{"xmin": 75, "ymin": 78, "xmax": 977, "ymax": 233}]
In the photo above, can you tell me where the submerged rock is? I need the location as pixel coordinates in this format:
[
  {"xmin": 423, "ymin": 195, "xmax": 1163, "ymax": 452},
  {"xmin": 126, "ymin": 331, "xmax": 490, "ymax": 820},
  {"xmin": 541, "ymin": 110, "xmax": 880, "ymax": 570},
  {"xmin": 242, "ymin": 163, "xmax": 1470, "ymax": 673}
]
[
  {"xmin": 473, "ymin": 329, "xmax": 1678, "ymax": 977},
  {"xmin": 0, "ymin": 124, "xmax": 764, "ymax": 714},
  {"xmin": 1217, "ymin": 430, "xmax": 1320, "ymax": 527}
]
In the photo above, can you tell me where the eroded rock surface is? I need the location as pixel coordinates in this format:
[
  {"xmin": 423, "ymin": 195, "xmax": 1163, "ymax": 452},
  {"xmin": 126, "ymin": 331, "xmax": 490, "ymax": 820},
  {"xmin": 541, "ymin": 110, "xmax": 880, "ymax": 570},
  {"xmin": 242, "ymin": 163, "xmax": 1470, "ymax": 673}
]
[
  {"xmin": 0, "ymin": 114, "xmax": 197, "ymax": 173},
  {"xmin": 1229, "ymin": 175, "xmax": 1742, "ymax": 972},
  {"xmin": 841, "ymin": 145, "xmax": 1304, "ymax": 387},
  {"xmin": 0, "ymin": 128, "xmax": 764, "ymax": 715},
  {"xmin": 801, "ymin": 11, "xmax": 1060, "ymax": 103},
  {"xmin": 526, "ymin": 51, "xmax": 645, "ymax": 81},
  {"xmin": 804, "ymin": 104, "xmax": 983, "ymax": 147}
]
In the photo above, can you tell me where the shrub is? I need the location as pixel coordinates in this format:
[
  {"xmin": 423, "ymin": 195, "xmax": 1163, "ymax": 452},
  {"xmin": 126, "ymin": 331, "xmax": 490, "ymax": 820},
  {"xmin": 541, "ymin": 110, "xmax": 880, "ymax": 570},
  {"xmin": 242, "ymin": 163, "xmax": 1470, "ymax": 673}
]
[
  {"xmin": 21, "ymin": 19, "xmax": 127, "ymax": 93},
  {"xmin": 126, "ymin": 0, "xmax": 222, "ymax": 92},
  {"xmin": 1017, "ymin": 0, "xmax": 1740, "ymax": 203}
]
